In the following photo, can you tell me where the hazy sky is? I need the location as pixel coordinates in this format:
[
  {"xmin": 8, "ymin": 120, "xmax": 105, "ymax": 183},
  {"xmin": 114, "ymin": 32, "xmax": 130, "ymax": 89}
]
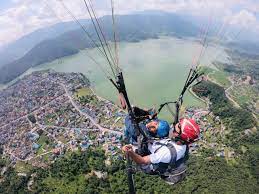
[{"xmin": 0, "ymin": 0, "xmax": 258, "ymax": 47}]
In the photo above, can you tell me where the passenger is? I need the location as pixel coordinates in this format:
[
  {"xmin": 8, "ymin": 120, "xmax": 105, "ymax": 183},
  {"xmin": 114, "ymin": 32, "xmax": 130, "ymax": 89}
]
[
  {"xmin": 122, "ymin": 108, "xmax": 200, "ymax": 184},
  {"xmin": 124, "ymin": 108, "xmax": 169, "ymax": 144}
]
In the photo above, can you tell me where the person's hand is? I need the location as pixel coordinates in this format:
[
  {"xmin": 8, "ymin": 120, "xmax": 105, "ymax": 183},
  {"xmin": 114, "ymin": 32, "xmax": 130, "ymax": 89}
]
[
  {"xmin": 122, "ymin": 145, "xmax": 133, "ymax": 153},
  {"xmin": 119, "ymin": 93, "xmax": 127, "ymax": 109}
]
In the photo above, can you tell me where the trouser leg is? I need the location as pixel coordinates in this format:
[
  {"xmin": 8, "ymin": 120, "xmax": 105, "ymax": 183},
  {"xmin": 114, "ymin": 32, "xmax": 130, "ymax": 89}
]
[{"xmin": 124, "ymin": 115, "xmax": 138, "ymax": 144}]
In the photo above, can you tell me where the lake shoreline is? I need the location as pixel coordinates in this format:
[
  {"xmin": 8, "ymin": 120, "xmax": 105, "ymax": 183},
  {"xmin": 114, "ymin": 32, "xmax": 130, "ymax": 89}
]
[
  {"xmin": 0, "ymin": 37, "xmax": 228, "ymax": 114},
  {"xmin": 0, "ymin": 36, "xmax": 202, "ymax": 89}
]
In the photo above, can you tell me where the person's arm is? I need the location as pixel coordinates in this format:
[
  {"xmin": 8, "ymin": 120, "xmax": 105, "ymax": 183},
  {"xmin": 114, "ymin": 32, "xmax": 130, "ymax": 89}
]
[
  {"xmin": 128, "ymin": 150, "xmax": 151, "ymax": 164},
  {"xmin": 122, "ymin": 145, "xmax": 151, "ymax": 165}
]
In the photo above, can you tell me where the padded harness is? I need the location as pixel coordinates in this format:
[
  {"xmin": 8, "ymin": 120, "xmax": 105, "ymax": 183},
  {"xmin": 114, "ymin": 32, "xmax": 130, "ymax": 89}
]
[{"xmin": 151, "ymin": 141, "xmax": 189, "ymax": 175}]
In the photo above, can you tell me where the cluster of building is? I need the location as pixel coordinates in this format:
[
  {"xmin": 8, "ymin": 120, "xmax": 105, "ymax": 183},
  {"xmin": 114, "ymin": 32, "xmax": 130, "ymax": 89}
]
[
  {"xmin": 184, "ymin": 107, "xmax": 235, "ymax": 159},
  {"xmin": 36, "ymin": 97, "xmax": 95, "ymax": 129},
  {"xmin": 75, "ymin": 92, "xmax": 126, "ymax": 130},
  {"xmin": 0, "ymin": 71, "xmax": 63, "ymax": 127},
  {"xmin": 0, "ymin": 70, "xmax": 125, "ymax": 166},
  {"xmin": 2, "ymin": 118, "xmax": 33, "ymax": 161},
  {"xmin": 1, "ymin": 69, "xmax": 236, "ymax": 169}
]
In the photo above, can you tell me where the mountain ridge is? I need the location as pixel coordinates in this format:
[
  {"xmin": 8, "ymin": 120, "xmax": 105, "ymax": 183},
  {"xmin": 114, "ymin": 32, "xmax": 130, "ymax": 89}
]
[
  {"xmin": 0, "ymin": 12, "xmax": 199, "ymax": 84},
  {"xmin": 0, "ymin": 20, "xmax": 91, "ymax": 67}
]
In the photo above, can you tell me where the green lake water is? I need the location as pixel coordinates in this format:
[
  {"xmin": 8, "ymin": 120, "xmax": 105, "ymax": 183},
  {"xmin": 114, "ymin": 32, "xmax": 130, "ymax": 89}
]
[{"xmin": 1, "ymin": 37, "xmax": 229, "ymax": 120}]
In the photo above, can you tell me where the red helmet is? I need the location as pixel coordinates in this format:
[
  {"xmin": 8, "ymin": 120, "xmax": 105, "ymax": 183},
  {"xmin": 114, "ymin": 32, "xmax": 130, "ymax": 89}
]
[{"xmin": 179, "ymin": 118, "xmax": 200, "ymax": 143}]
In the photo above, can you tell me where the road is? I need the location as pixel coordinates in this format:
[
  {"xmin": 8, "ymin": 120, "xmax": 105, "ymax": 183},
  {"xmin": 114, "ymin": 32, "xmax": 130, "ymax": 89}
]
[
  {"xmin": 207, "ymin": 72, "xmax": 240, "ymax": 108},
  {"xmin": 7, "ymin": 151, "xmax": 44, "ymax": 162},
  {"xmin": 61, "ymin": 83, "xmax": 123, "ymax": 136},
  {"xmin": 61, "ymin": 84, "xmax": 105, "ymax": 130},
  {"xmin": 38, "ymin": 124, "xmax": 100, "ymax": 132},
  {"xmin": 5, "ymin": 84, "xmax": 123, "ymax": 162},
  {"xmin": 37, "ymin": 123, "xmax": 60, "ymax": 143},
  {"xmin": 225, "ymin": 79, "xmax": 241, "ymax": 108},
  {"xmin": 0, "ymin": 93, "xmax": 66, "ymax": 129}
]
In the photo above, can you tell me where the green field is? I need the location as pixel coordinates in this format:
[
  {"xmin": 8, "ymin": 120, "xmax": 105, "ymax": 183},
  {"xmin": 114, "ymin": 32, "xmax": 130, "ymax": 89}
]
[
  {"xmin": 201, "ymin": 66, "xmax": 231, "ymax": 88},
  {"xmin": 36, "ymin": 143, "xmax": 46, "ymax": 155},
  {"xmin": 15, "ymin": 161, "xmax": 32, "ymax": 173},
  {"xmin": 229, "ymin": 84, "xmax": 258, "ymax": 106},
  {"xmin": 76, "ymin": 87, "xmax": 92, "ymax": 98},
  {"xmin": 210, "ymin": 71, "xmax": 231, "ymax": 88},
  {"xmin": 37, "ymin": 134, "xmax": 49, "ymax": 145}
]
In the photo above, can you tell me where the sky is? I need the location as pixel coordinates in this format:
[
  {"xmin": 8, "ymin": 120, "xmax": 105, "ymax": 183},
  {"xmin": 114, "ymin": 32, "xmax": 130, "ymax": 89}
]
[{"xmin": 0, "ymin": 0, "xmax": 258, "ymax": 47}]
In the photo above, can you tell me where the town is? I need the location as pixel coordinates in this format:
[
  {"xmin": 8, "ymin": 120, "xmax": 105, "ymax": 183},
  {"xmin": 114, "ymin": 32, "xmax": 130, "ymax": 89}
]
[
  {"xmin": 0, "ymin": 70, "xmax": 125, "ymax": 167},
  {"xmin": 0, "ymin": 70, "xmax": 233, "ymax": 171}
]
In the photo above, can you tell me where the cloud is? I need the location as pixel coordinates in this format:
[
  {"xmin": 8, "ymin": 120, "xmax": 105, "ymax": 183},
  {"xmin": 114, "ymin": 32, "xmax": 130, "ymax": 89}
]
[
  {"xmin": 0, "ymin": 0, "xmax": 259, "ymax": 47},
  {"xmin": 0, "ymin": 0, "xmax": 89, "ymax": 44},
  {"xmin": 226, "ymin": 10, "xmax": 257, "ymax": 26}
]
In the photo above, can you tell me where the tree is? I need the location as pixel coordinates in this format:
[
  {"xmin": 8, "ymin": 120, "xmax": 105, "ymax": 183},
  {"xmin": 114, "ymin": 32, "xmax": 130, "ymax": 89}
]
[{"xmin": 28, "ymin": 114, "xmax": 37, "ymax": 124}]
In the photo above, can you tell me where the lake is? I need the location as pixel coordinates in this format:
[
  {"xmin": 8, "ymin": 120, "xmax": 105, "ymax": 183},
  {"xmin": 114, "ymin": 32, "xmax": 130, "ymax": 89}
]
[{"xmin": 1, "ymin": 37, "xmax": 229, "ymax": 119}]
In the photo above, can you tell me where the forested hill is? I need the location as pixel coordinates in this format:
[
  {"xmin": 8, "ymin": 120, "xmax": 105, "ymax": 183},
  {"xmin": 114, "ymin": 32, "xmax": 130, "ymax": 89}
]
[
  {"xmin": 0, "ymin": 12, "xmax": 198, "ymax": 84},
  {"xmin": 0, "ymin": 20, "xmax": 91, "ymax": 67}
]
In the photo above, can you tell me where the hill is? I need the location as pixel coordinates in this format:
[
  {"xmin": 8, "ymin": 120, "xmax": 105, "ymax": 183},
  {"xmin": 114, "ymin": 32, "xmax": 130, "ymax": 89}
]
[
  {"xmin": 0, "ymin": 20, "xmax": 91, "ymax": 67},
  {"xmin": 0, "ymin": 12, "xmax": 199, "ymax": 84},
  {"xmin": 228, "ymin": 41, "xmax": 259, "ymax": 55}
]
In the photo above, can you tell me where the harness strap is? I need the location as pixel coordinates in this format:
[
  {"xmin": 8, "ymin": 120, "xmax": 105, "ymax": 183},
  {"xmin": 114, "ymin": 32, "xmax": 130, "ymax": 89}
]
[
  {"xmin": 154, "ymin": 145, "xmax": 164, "ymax": 154},
  {"xmin": 151, "ymin": 141, "xmax": 190, "ymax": 173},
  {"xmin": 167, "ymin": 143, "xmax": 177, "ymax": 169},
  {"xmin": 153, "ymin": 141, "xmax": 177, "ymax": 167},
  {"xmin": 149, "ymin": 141, "xmax": 178, "ymax": 175}
]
